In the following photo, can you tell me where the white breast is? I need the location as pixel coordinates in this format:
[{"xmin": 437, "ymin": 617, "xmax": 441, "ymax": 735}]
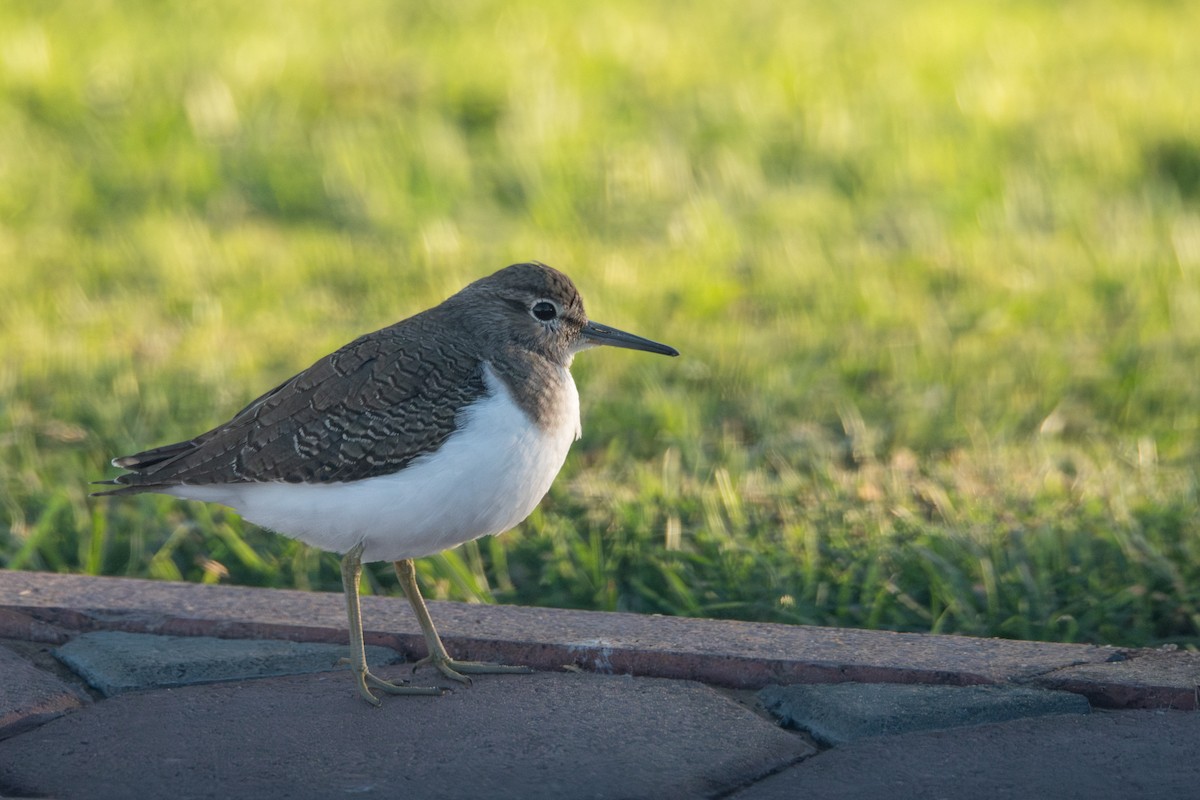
[{"xmin": 168, "ymin": 364, "xmax": 581, "ymax": 562}]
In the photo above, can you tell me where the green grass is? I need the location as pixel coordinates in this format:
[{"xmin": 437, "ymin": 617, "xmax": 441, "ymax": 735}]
[{"xmin": 3, "ymin": 0, "xmax": 1199, "ymax": 649}]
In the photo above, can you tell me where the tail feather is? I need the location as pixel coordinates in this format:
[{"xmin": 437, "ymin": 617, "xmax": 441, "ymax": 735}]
[
  {"xmin": 90, "ymin": 481, "xmax": 170, "ymax": 498},
  {"xmin": 94, "ymin": 438, "xmax": 200, "ymax": 498},
  {"xmin": 111, "ymin": 439, "xmax": 199, "ymax": 470}
]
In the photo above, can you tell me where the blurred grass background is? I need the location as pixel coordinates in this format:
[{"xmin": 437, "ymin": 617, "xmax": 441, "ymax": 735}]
[{"xmin": 3, "ymin": 0, "xmax": 1199, "ymax": 648}]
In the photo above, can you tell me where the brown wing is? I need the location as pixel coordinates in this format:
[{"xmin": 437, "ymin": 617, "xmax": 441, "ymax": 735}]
[{"xmin": 97, "ymin": 312, "xmax": 486, "ymax": 493}]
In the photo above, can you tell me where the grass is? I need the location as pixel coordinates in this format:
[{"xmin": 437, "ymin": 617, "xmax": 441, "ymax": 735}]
[{"xmin": 2, "ymin": 0, "xmax": 1199, "ymax": 649}]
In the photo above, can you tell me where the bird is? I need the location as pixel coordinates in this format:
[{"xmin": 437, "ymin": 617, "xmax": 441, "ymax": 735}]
[{"xmin": 95, "ymin": 262, "xmax": 679, "ymax": 705}]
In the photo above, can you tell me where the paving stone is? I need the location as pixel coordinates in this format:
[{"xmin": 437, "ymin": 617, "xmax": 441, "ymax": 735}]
[
  {"xmin": 0, "ymin": 646, "xmax": 88, "ymax": 740},
  {"xmin": 53, "ymin": 631, "xmax": 401, "ymax": 696},
  {"xmin": 730, "ymin": 709, "xmax": 1200, "ymax": 800},
  {"xmin": 1, "ymin": 572, "xmax": 1196, "ymax": 799},
  {"xmin": 759, "ymin": 682, "xmax": 1090, "ymax": 746},
  {"xmin": 0, "ymin": 670, "xmax": 812, "ymax": 800}
]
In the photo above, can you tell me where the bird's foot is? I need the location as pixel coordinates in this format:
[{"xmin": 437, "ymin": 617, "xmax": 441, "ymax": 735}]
[
  {"xmin": 352, "ymin": 667, "xmax": 445, "ymax": 707},
  {"xmin": 412, "ymin": 654, "xmax": 533, "ymax": 686}
]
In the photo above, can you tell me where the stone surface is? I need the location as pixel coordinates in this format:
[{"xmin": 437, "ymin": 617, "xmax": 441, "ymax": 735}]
[
  {"xmin": 2, "ymin": 571, "xmax": 1198, "ymax": 800},
  {"xmin": 1033, "ymin": 648, "xmax": 1200, "ymax": 710},
  {"xmin": 759, "ymin": 682, "xmax": 1090, "ymax": 746},
  {"xmin": 53, "ymin": 631, "xmax": 402, "ymax": 696},
  {"xmin": 0, "ymin": 608, "xmax": 69, "ymax": 644},
  {"xmin": 2, "ymin": 571, "xmax": 1137, "ymax": 695},
  {"xmin": 730, "ymin": 710, "xmax": 1200, "ymax": 800},
  {"xmin": 0, "ymin": 646, "xmax": 88, "ymax": 740},
  {"xmin": 0, "ymin": 670, "xmax": 812, "ymax": 800}
]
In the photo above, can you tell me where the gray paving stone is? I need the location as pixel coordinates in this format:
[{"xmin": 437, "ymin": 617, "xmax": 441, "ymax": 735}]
[
  {"xmin": 0, "ymin": 670, "xmax": 812, "ymax": 800},
  {"xmin": 53, "ymin": 631, "xmax": 401, "ymax": 696},
  {"xmin": 759, "ymin": 682, "xmax": 1089, "ymax": 745},
  {"xmin": 0, "ymin": 646, "xmax": 88, "ymax": 740},
  {"xmin": 730, "ymin": 710, "xmax": 1200, "ymax": 800}
]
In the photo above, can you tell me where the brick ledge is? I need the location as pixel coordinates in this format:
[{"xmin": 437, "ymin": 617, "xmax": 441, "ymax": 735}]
[{"xmin": 1, "ymin": 570, "xmax": 1196, "ymax": 709}]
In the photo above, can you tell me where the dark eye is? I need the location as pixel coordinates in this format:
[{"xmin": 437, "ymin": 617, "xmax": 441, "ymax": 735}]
[{"xmin": 531, "ymin": 300, "xmax": 558, "ymax": 322}]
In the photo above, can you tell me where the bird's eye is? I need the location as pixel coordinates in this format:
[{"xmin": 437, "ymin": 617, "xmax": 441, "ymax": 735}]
[{"xmin": 531, "ymin": 300, "xmax": 558, "ymax": 322}]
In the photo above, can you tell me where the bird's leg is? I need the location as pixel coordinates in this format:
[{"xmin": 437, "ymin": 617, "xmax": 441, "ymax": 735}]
[
  {"xmin": 393, "ymin": 558, "xmax": 533, "ymax": 685},
  {"xmin": 340, "ymin": 543, "xmax": 444, "ymax": 705}
]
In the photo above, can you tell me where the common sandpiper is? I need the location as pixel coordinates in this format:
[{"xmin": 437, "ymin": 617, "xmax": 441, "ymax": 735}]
[{"xmin": 96, "ymin": 262, "xmax": 679, "ymax": 705}]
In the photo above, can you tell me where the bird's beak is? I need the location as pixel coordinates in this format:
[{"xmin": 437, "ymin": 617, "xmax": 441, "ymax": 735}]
[{"xmin": 580, "ymin": 321, "xmax": 679, "ymax": 356}]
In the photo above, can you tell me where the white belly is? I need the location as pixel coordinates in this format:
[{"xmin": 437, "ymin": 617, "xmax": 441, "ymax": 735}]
[{"xmin": 167, "ymin": 365, "xmax": 581, "ymax": 562}]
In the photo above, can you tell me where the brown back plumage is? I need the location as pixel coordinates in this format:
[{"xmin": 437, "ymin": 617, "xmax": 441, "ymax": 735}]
[{"xmin": 95, "ymin": 262, "xmax": 587, "ymax": 495}]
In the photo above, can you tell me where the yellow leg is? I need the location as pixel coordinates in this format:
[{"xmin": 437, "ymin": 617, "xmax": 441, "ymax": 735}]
[
  {"xmin": 394, "ymin": 558, "xmax": 533, "ymax": 685},
  {"xmin": 341, "ymin": 544, "xmax": 443, "ymax": 705}
]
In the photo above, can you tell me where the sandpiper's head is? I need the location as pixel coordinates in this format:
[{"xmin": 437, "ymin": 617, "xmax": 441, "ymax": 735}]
[{"xmin": 453, "ymin": 262, "xmax": 679, "ymax": 365}]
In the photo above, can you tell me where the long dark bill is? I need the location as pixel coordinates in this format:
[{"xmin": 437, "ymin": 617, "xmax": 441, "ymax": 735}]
[{"xmin": 582, "ymin": 321, "xmax": 679, "ymax": 357}]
